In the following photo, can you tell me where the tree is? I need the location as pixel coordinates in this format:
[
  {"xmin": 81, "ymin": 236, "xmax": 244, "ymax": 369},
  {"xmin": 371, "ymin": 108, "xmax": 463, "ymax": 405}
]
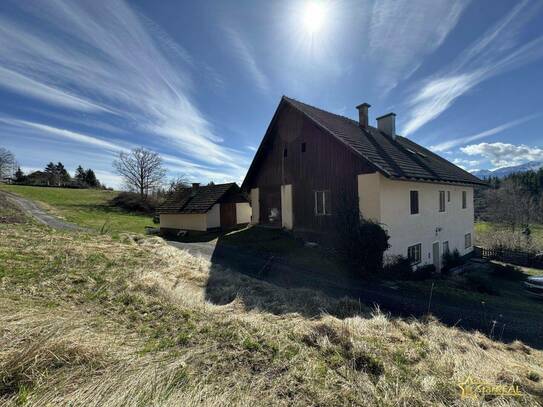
[
  {"xmin": 75, "ymin": 165, "xmax": 86, "ymax": 185},
  {"xmin": 14, "ymin": 167, "xmax": 25, "ymax": 183},
  {"xmin": 0, "ymin": 147, "xmax": 16, "ymax": 179},
  {"xmin": 84, "ymin": 169, "xmax": 99, "ymax": 188},
  {"xmin": 113, "ymin": 147, "xmax": 166, "ymax": 199},
  {"xmin": 44, "ymin": 162, "xmax": 57, "ymax": 186},
  {"xmin": 167, "ymin": 175, "xmax": 190, "ymax": 198},
  {"xmin": 56, "ymin": 162, "xmax": 71, "ymax": 186}
]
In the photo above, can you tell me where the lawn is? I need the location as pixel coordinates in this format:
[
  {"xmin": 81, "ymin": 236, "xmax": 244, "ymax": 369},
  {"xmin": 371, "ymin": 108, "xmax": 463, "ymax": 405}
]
[
  {"xmin": 476, "ymin": 221, "xmax": 543, "ymax": 249},
  {"xmin": 1, "ymin": 198, "xmax": 542, "ymax": 405},
  {"xmin": 0, "ymin": 184, "xmax": 153, "ymax": 234}
]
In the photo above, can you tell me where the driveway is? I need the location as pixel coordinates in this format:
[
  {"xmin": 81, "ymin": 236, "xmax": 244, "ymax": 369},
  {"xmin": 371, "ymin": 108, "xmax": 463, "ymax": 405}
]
[{"xmin": 0, "ymin": 190, "xmax": 84, "ymax": 231}]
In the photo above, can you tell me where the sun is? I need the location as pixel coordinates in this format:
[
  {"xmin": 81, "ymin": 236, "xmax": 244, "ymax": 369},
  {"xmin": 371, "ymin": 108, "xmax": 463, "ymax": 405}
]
[{"xmin": 302, "ymin": 1, "xmax": 327, "ymax": 34}]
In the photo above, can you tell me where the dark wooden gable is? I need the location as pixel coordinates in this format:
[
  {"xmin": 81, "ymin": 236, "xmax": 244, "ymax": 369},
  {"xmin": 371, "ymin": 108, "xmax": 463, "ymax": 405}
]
[{"xmin": 243, "ymin": 101, "xmax": 374, "ymax": 232}]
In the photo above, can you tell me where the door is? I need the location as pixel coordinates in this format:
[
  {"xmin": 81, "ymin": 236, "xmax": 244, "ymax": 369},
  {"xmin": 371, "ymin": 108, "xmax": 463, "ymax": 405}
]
[
  {"xmin": 259, "ymin": 186, "xmax": 281, "ymax": 227},
  {"xmin": 281, "ymin": 184, "xmax": 293, "ymax": 229},
  {"xmin": 220, "ymin": 203, "xmax": 237, "ymax": 229},
  {"xmin": 432, "ymin": 242, "xmax": 440, "ymax": 271}
]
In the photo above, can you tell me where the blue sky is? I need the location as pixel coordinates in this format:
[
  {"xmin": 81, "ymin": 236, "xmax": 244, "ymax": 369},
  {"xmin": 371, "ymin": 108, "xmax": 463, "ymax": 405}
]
[{"xmin": 1, "ymin": 0, "xmax": 543, "ymax": 188}]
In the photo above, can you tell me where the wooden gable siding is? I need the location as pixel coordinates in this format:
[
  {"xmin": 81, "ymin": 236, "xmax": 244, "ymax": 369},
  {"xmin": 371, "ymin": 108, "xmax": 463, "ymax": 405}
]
[{"xmin": 247, "ymin": 104, "xmax": 374, "ymax": 232}]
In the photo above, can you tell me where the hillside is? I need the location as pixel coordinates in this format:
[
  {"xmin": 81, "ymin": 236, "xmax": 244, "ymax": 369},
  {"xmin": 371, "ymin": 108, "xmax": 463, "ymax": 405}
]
[
  {"xmin": 1, "ymin": 193, "xmax": 543, "ymax": 405},
  {"xmin": 0, "ymin": 185, "xmax": 153, "ymax": 234},
  {"xmin": 472, "ymin": 161, "xmax": 543, "ymax": 179}
]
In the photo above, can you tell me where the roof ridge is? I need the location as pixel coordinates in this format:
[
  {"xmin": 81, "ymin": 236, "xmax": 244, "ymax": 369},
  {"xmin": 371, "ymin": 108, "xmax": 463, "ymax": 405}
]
[{"xmin": 283, "ymin": 96, "xmax": 362, "ymax": 127}]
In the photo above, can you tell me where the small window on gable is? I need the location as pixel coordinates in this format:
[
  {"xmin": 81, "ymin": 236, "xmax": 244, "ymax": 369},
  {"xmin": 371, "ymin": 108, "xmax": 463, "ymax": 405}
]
[
  {"xmin": 439, "ymin": 191, "xmax": 445, "ymax": 212},
  {"xmin": 283, "ymin": 147, "xmax": 288, "ymax": 158},
  {"xmin": 465, "ymin": 233, "xmax": 472, "ymax": 249},
  {"xmin": 447, "ymin": 191, "xmax": 451, "ymax": 202},
  {"xmin": 410, "ymin": 190, "xmax": 419, "ymax": 215},
  {"xmin": 408, "ymin": 243, "xmax": 422, "ymax": 265},
  {"xmin": 301, "ymin": 142, "xmax": 306, "ymax": 153},
  {"xmin": 462, "ymin": 191, "xmax": 467, "ymax": 209},
  {"xmin": 315, "ymin": 191, "xmax": 331, "ymax": 215}
]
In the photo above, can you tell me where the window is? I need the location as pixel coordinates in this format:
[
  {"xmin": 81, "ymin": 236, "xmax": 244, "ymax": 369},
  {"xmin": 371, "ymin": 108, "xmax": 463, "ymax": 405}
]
[
  {"xmin": 462, "ymin": 191, "xmax": 467, "ymax": 209},
  {"xmin": 465, "ymin": 233, "xmax": 472, "ymax": 249},
  {"xmin": 447, "ymin": 191, "xmax": 451, "ymax": 202},
  {"xmin": 410, "ymin": 190, "xmax": 419, "ymax": 214},
  {"xmin": 315, "ymin": 191, "xmax": 331, "ymax": 215},
  {"xmin": 443, "ymin": 241, "xmax": 449, "ymax": 254},
  {"xmin": 301, "ymin": 142, "xmax": 306, "ymax": 153},
  {"xmin": 283, "ymin": 147, "xmax": 288, "ymax": 158},
  {"xmin": 407, "ymin": 243, "xmax": 422, "ymax": 264},
  {"xmin": 439, "ymin": 191, "xmax": 445, "ymax": 212}
]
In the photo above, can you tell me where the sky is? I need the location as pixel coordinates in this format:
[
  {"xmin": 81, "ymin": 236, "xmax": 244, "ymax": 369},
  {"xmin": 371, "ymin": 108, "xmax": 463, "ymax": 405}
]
[{"xmin": 1, "ymin": 0, "xmax": 543, "ymax": 188}]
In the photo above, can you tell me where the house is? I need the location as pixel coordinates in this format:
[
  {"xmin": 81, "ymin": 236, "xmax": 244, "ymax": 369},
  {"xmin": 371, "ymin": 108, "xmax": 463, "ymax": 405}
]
[
  {"xmin": 242, "ymin": 96, "xmax": 486, "ymax": 270},
  {"xmin": 158, "ymin": 182, "xmax": 251, "ymax": 233}
]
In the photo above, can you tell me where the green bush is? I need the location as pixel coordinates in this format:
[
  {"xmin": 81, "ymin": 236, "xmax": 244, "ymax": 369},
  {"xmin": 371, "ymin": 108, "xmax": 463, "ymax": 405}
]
[
  {"xmin": 110, "ymin": 192, "xmax": 159, "ymax": 214},
  {"xmin": 442, "ymin": 249, "xmax": 463, "ymax": 273},
  {"xmin": 384, "ymin": 256, "xmax": 435, "ymax": 280}
]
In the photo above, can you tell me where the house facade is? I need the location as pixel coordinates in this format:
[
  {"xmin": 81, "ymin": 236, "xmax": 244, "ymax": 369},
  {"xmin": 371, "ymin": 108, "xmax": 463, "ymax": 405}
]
[
  {"xmin": 158, "ymin": 183, "xmax": 251, "ymax": 233},
  {"xmin": 242, "ymin": 97, "xmax": 485, "ymax": 270}
]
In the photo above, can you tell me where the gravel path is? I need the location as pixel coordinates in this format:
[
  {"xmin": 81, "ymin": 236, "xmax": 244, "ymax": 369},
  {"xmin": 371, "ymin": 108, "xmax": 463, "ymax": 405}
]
[{"xmin": 0, "ymin": 190, "xmax": 85, "ymax": 231}]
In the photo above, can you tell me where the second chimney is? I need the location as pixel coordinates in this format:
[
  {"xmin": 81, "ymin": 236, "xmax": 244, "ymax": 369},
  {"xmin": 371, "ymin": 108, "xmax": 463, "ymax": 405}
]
[
  {"xmin": 376, "ymin": 113, "xmax": 396, "ymax": 140},
  {"xmin": 356, "ymin": 103, "xmax": 371, "ymax": 128}
]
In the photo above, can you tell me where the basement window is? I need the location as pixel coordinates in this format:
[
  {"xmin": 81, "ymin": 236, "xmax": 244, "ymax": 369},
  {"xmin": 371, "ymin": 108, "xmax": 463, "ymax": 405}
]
[
  {"xmin": 315, "ymin": 190, "xmax": 331, "ymax": 215},
  {"xmin": 408, "ymin": 243, "xmax": 422, "ymax": 265},
  {"xmin": 301, "ymin": 142, "xmax": 306, "ymax": 153},
  {"xmin": 465, "ymin": 233, "xmax": 472, "ymax": 249}
]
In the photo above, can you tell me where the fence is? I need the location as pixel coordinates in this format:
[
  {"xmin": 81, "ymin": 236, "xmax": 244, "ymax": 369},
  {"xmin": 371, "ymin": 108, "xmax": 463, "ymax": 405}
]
[{"xmin": 474, "ymin": 246, "xmax": 543, "ymax": 269}]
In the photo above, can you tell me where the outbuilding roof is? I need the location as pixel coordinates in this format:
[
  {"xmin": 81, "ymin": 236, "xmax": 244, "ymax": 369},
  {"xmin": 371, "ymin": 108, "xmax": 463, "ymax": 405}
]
[{"xmin": 158, "ymin": 182, "xmax": 241, "ymax": 214}]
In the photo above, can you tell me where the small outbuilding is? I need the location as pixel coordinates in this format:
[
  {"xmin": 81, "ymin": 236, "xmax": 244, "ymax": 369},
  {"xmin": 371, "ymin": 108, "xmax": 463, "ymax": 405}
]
[{"xmin": 158, "ymin": 182, "xmax": 251, "ymax": 233}]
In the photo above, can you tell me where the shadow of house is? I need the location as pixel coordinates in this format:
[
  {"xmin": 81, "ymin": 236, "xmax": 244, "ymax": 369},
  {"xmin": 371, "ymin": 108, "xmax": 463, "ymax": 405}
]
[{"xmin": 203, "ymin": 227, "xmax": 543, "ymax": 349}]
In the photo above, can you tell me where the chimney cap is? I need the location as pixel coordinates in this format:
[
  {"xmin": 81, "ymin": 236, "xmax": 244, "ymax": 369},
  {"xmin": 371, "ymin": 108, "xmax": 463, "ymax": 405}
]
[
  {"xmin": 356, "ymin": 102, "xmax": 371, "ymax": 109},
  {"xmin": 376, "ymin": 112, "xmax": 396, "ymax": 120}
]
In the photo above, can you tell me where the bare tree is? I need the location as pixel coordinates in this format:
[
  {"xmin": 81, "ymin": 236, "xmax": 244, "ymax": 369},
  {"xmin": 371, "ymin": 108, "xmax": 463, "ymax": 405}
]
[
  {"xmin": 113, "ymin": 147, "xmax": 166, "ymax": 199},
  {"xmin": 167, "ymin": 175, "xmax": 190, "ymax": 198},
  {"xmin": 0, "ymin": 148, "xmax": 16, "ymax": 180}
]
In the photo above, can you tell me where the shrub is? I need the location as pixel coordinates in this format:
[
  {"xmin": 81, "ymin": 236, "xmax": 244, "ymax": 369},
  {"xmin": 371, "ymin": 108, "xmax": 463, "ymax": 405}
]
[
  {"xmin": 109, "ymin": 192, "xmax": 159, "ymax": 214},
  {"xmin": 384, "ymin": 256, "xmax": 435, "ymax": 280},
  {"xmin": 413, "ymin": 264, "xmax": 436, "ymax": 280},
  {"xmin": 463, "ymin": 273, "xmax": 499, "ymax": 295},
  {"xmin": 442, "ymin": 249, "xmax": 463, "ymax": 273}
]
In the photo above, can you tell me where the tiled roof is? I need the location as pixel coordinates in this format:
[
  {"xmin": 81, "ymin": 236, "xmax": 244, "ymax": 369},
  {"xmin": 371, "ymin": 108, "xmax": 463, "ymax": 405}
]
[
  {"xmin": 158, "ymin": 183, "xmax": 238, "ymax": 214},
  {"xmin": 283, "ymin": 96, "xmax": 486, "ymax": 186}
]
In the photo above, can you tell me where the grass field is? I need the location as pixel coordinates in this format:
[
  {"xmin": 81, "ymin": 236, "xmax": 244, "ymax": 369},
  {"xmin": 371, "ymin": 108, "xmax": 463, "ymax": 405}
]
[
  {"xmin": 476, "ymin": 221, "xmax": 543, "ymax": 250},
  {"xmin": 0, "ymin": 184, "xmax": 153, "ymax": 235},
  {"xmin": 1, "ymin": 193, "xmax": 543, "ymax": 405}
]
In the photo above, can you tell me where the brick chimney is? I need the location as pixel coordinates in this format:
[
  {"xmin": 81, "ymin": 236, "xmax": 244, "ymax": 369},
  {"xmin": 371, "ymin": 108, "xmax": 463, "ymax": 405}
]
[
  {"xmin": 192, "ymin": 182, "xmax": 200, "ymax": 189},
  {"xmin": 376, "ymin": 113, "xmax": 396, "ymax": 140},
  {"xmin": 356, "ymin": 103, "xmax": 371, "ymax": 128}
]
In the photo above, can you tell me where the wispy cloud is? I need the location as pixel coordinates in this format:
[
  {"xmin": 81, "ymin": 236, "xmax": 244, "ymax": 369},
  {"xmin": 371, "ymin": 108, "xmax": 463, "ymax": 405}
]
[
  {"xmin": 430, "ymin": 113, "xmax": 540, "ymax": 152},
  {"xmin": 224, "ymin": 26, "xmax": 270, "ymax": 94},
  {"xmin": 402, "ymin": 0, "xmax": 543, "ymax": 135},
  {"xmin": 0, "ymin": 0, "xmax": 246, "ymax": 178},
  {"xmin": 369, "ymin": 0, "xmax": 467, "ymax": 93},
  {"xmin": 461, "ymin": 142, "xmax": 543, "ymax": 168}
]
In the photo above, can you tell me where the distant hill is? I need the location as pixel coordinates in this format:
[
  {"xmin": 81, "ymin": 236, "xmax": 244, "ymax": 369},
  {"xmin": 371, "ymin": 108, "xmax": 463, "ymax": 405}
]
[{"xmin": 471, "ymin": 161, "xmax": 543, "ymax": 179}]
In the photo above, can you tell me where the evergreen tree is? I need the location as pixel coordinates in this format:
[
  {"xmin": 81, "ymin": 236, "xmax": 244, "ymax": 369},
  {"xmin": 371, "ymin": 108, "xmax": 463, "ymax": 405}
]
[
  {"xmin": 44, "ymin": 162, "xmax": 57, "ymax": 186},
  {"xmin": 75, "ymin": 165, "xmax": 86, "ymax": 184},
  {"xmin": 14, "ymin": 167, "xmax": 25, "ymax": 183},
  {"xmin": 56, "ymin": 162, "xmax": 71, "ymax": 186},
  {"xmin": 84, "ymin": 169, "xmax": 99, "ymax": 188}
]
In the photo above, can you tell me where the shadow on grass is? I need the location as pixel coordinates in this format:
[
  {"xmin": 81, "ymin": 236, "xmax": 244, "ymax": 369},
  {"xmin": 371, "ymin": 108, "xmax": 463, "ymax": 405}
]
[{"xmin": 202, "ymin": 226, "xmax": 543, "ymax": 349}]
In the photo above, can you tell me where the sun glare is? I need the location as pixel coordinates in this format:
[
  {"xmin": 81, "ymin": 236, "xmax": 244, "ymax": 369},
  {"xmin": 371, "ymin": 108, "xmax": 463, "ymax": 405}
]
[{"xmin": 302, "ymin": 1, "xmax": 327, "ymax": 34}]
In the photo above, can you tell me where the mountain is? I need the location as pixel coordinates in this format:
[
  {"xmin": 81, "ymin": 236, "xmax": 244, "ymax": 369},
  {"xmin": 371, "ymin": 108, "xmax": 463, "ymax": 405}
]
[{"xmin": 471, "ymin": 161, "xmax": 543, "ymax": 179}]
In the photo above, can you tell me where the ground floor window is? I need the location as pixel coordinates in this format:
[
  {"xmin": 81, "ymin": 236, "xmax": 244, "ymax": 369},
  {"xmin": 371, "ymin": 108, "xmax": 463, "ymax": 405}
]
[
  {"xmin": 314, "ymin": 190, "xmax": 331, "ymax": 215},
  {"xmin": 407, "ymin": 243, "xmax": 422, "ymax": 265},
  {"xmin": 464, "ymin": 233, "xmax": 472, "ymax": 249},
  {"xmin": 443, "ymin": 241, "xmax": 449, "ymax": 254}
]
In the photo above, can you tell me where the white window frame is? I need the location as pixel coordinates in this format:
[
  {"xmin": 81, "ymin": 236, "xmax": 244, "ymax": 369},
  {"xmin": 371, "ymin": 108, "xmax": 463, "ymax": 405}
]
[
  {"xmin": 439, "ymin": 190, "xmax": 445, "ymax": 212},
  {"xmin": 465, "ymin": 233, "xmax": 472, "ymax": 249},
  {"xmin": 407, "ymin": 243, "xmax": 422, "ymax": 265},
  {"xmin": 314, "ymin": 190, "xmax": 331, "ymax": 216}
]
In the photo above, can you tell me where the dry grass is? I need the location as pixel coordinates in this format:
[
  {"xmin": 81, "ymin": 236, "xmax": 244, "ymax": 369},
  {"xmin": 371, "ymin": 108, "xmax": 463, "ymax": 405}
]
[{"xmin": 1, "ymin": 208, "xmax": 543, "ymax": 405}]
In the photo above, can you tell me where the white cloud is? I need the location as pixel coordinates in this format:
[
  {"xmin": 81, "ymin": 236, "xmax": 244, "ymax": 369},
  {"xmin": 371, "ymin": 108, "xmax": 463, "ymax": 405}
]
[
  {"xmin": 369, "ymin": 0, "xmax": 467, "ymax": 92},
  {"xmin": 430, "ymin": 113, "xmax": 540, "ymax": 152},
  {"xmin": 0, "ymin": 0, "xmax": 245, "ymax": 173},
  {"xmin": 461, "ymin": 142, "xmax": 543, "ymax": 168},
  {"xmin": 224, "ymin": 26, "xmax": 269, "ymax": 94},
  {"xmin": 403, "ymin": 0, "xmax": 543, "ymax": 135},
  {"xmin": 246, "ymin": 145, "xmax": 257, "ymax": 151},
  {"xmin": 452, "ymin": 158, "xmax": 481, "ymax": 171}
]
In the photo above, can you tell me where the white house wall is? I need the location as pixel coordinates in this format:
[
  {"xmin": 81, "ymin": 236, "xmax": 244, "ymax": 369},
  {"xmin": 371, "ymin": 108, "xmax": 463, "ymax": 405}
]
[
  {"xmin": 160, "ymin": 213, "xmax": 208, "ymax": 232},
  {"xmin": 206, "ymin": 204, "xmax": 221, "ymax": 229},
  {"xmin": 358, "ymin": 173, "xmax": 474, "ymax": 266},
  {"xmin": 236, "ymin": 202, "xmax": 252, "ymax": 224},
  {"xmin": 280, "ymin": 184, "xmax": 293, "ymax": 229}
]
